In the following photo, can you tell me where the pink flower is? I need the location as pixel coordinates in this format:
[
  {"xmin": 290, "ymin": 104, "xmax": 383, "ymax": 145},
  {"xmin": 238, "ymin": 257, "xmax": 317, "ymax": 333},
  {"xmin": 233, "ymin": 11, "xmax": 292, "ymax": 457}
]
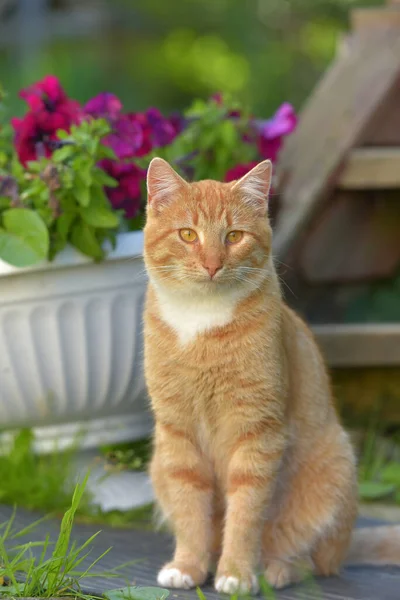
[
  {"xmin": 125, "ymin": 112, "xmax": 152, "ymax": 157},
  {"xmin": 106, "ymin": 115, "xmax": 144, "ymax": 160},
  {"xmin": 20, "ymin": 75, "xmax": 81, "ymax": 133},
  {"xmin": 256, "ymin": 102, "xmax": 297, "ymax": 161},
  {"xmin": 145, "ymin": 107, "xmax": 178, "ymax": 147},
  {"xmin": 129, "ymin": 108, "xmax": 182, "ymax": 155},
  {"xmin": 85, "ymin": 94, "xmax": 182, "ymax": 160},
  {"xmin": 84, "ymin": 93, "xmax": 144, "ymax": 159},
  {"xmin": 84, "ymin": 93, "xmax": 122, "ymax": 120},
  {"xmin": 12, "ymin": 75, "xmax": 81, "ymax": 165},
  {"xmin": 211, "ymin": 93, "xmax": 241, "ymax": 118},
  {"xmin": 224, "ymin": 161, "xmax": 259, "ymax": 182},
  {"xmin": 101, "ymin": 159, "xmax": 146, "ymax": 219},
  {"xmin": 212, "ymin": 93, "xmax": 224, "ymax": 105},
  {"xmin": 12, "ymin": 113, "xmax": 50, "ymax": 165}
]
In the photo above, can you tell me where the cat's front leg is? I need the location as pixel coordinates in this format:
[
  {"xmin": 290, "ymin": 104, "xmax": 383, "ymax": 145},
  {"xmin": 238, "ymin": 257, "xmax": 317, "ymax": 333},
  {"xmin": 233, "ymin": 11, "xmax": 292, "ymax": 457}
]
[
  {"xmin": 215, "ymin": 419, "xmax": 285, "ymax": 595},
  {"xmin": 150, "ymin": 423, "xmax": 213, "ymax": 589}
]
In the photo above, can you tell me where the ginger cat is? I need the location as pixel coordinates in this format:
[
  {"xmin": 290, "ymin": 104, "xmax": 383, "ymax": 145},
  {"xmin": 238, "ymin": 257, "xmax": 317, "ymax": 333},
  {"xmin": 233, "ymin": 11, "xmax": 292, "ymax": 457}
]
[{"xmin": 143, "ymin": 158, "xmax": 400, "ymax": 593}]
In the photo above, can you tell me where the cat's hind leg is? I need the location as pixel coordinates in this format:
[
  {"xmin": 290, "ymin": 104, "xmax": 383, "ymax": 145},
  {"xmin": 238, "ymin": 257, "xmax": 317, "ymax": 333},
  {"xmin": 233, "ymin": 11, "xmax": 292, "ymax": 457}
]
[{"xmin": 263, "ymin": 426, "xmax": 357, "ymax": 589}]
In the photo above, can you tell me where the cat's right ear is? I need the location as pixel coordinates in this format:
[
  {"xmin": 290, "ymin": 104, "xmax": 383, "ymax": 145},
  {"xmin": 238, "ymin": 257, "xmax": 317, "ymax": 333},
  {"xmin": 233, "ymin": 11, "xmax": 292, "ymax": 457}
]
[{"xmin": 146, "ymin": 157, "xmax": 187, "ymax": 212}]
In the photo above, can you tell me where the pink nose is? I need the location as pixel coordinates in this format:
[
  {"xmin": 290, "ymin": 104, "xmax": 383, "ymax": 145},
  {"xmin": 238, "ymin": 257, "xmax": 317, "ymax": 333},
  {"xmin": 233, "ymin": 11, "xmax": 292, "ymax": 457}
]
[{"xmin": 204, "ymin": 263, "xmax": 222, "ymax": 278}]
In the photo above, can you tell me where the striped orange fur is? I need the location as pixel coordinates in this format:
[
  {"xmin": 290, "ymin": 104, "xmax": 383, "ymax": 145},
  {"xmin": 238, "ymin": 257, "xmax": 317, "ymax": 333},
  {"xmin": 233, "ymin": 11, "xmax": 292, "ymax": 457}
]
[{"xmin": 143, "ymin": 158, "xmax": 399, "ymax": 594}]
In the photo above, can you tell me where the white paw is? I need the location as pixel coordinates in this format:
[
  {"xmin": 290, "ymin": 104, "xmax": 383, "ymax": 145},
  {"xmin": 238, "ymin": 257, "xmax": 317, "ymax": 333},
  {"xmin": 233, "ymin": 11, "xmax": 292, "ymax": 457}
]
[
  {"xmin": 215, "ymin": 574, "xmax": 259, "ymax": 594},
  {"xmin": 157, "ymin": 567, "xmax": 194, "ymax": 590}
]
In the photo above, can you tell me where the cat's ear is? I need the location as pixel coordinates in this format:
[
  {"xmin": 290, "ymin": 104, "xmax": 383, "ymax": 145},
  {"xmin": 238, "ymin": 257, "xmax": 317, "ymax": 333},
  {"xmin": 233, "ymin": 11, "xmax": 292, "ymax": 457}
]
[
  {"xmin": 146, "ymin": 157, "xmax": 188, "ymax": 211},
  {"xmin": 231, "ymin": 160, "xmax": 272, "ymax": 216}
]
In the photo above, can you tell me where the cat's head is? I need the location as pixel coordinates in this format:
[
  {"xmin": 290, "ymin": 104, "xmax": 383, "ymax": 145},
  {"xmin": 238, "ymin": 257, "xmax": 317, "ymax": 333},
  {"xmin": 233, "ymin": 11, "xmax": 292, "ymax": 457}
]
[{"xmin": 144, "ymin": 158, "xmax": 273, "ymax": 295}]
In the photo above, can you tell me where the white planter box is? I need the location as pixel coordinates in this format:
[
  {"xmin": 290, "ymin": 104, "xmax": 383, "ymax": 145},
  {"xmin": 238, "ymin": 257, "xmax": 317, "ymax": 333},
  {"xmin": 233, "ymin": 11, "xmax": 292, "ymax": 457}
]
[{"xmin": 0, "ymin": 231, "xmax": 153, "ymax": 452}]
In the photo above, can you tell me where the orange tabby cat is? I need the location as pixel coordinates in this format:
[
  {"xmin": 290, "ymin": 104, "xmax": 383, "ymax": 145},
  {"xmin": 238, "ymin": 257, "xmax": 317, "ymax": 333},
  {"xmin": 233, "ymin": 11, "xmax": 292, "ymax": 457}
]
[{"xmin": 143, "ymin": 157, "xmax": 400, "ymax": 593}]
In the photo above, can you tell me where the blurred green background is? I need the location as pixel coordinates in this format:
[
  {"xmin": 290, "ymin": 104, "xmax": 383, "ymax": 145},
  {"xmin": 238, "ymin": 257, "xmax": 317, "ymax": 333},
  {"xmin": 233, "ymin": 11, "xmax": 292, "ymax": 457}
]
[
  {"xmin": 2, "ymin": 0, "xmax": 398, "ymax": 324},
  {"xmin": 0, "ymin": 0, "xmax": 381, "ymax": 118}
]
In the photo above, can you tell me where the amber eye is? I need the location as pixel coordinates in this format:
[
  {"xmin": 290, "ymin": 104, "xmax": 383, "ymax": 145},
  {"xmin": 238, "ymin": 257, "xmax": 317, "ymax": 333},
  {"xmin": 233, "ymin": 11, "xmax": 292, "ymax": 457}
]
[
  {"xmin": 226, "ymin": 231, "xmax": 243, "ymax": 244},
  {"xmin": 179, "ymin": 228, "xmax": 198, "ymax": 243}
]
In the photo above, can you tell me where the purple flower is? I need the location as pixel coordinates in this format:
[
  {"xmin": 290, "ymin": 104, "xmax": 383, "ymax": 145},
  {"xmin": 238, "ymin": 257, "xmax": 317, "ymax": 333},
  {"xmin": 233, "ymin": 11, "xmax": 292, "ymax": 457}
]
[
  {"xmin": 84, "ymin": 92, "xmax": 122, "ymax": 120},
  {"xmin": 106, "ymin": 115, "xmax": 144, "ymax": 160},
  {"xmin": 224, "ymin": 162, "xmax": 259, "ymax": 182},
  {"xmin": 167, "ymin": 111, "xmax": 186, "ymax": 137},
  {"xmin": 84, "ymin": 93, "xmax": 144, "ymax": 159},
  {"xmin": 12, "ymin": 75, "xmax": 82, "ymax": 165},
  {"xmin": 84, "ymin": 95, "xmax": 181, "ymax": 159},
  {"xmin": 101, "ymin": 159, "xmax": 146, "ymax": 219},
  {"xmin": 255, "ymin": 102, "xmax": 297, "ymax": 161},
  {"xmin": 145, "ymin": 108, "xmax": 178, "ymax": 147}
]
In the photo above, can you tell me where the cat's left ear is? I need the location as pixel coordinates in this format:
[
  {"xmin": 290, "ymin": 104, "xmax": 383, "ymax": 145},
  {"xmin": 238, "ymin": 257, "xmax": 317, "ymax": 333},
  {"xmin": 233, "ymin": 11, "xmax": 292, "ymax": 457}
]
[
  {"xmin": 146, "ymin": 157, "xmax": 188, "ymax": 212},
  {"xmin": 231, "ymin": 160, "xmax": 272, "ymax": 216}
]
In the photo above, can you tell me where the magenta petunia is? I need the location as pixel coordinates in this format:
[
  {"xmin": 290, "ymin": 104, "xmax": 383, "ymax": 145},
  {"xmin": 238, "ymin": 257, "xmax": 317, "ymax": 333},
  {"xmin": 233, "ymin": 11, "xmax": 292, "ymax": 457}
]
[
  {"xmin": 211, "ymin": 93, "xmax": 224, "ymax": 105},
  {"xmin": 84, "ymin": 93, "xmax": 182, "ymax": 159},
  {"xmin": 13, "ymin": 75, "xmax": 81, "ymax": 165},
  {"xmin": 224, "ymin": 161, "xmax": 259, "ymax": 182},
  {"xmin": 105, "ymin": 115, "xmax": 144, "ymax": 160},
  {"xmin": 12, "ymin": 113, "xmax": 58, "ymax": 165},
  {"xmin": 84, "ymin": 93, "xmax": 122, "ymax": 120},
  {"xmin": 19, "ymin": 75, "xmax": 81, "ymax": 129},
  {"xmin": 20, "ymin": 75, "xmax": 65, "ymax": 110},
  {"xmin": 256, "ymin": 102, "xmax": 297, "ymax": 161},
  {"xmin": 145, "ymin": 107, "xmax": 177, "ymax": 148},
  {"xmin": 101, "ymin": 159, "xmax": 146, "ymax": 219},
  {"xmin": 85, "ymin": 93, "xmax": 144, "ymax": 160}
]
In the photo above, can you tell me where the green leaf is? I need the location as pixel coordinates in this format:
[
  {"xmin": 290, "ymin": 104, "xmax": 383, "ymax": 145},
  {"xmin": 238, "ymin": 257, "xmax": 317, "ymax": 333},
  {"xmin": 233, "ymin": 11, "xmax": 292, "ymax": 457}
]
[
  {"xmin": 98, "ymin": 145, "xmax": 117, "ymax": 160},
  {"xmin": 0, "ymin": 208, "xmax": 49, "ymax": 267},
  {"xmin": 105, "ymin": 586, "xmax": 170, "ymax": 600},
  {"xmin": 358, "ymin": 481, "xmax": 395, "ymax": 500},
  {"xmin": 74, "ymin": 177, "xmax": 90, "ymax": 207},
  {"xmin": 102, "ymin": 229, "xmax": 117, "ymax": 250},
  {"xmin": 80, "ymin": 204, "xmax": 119, "ymax": 228},
  {"xmin": 381, "ymin": 463, "xmax": 400, "ymax": 485},
  {"xmin": 96, "ymin": 169, "xmax": 119, "ymax": 188},
  {"xmin": 218, "ymin": 119, "xmax": 238, "ymax": 148},
  {"xmin": 57, "ymin": 211, "xmax": 76, "ymax": 240},
  {"xmin": 52, "ymin": 145, "xmax": 75, "ymax": 163},
  {"xmin": 0, "ymin": 196, "xmax": 10, "ymax": 209},
  {"xmin": 25, "ymin": 160, "xmax": 43, "ymax": 173},
  {"xmin": 128, "ymin": 212, "xmax": 145, "ymax": 232},
  {"xmin": 56, "ymin": 129, "xmax": 70, "ymax": 140},
  {"xmin": 71, "ymin": 221, "xmax": 104, "ymax": 259}
]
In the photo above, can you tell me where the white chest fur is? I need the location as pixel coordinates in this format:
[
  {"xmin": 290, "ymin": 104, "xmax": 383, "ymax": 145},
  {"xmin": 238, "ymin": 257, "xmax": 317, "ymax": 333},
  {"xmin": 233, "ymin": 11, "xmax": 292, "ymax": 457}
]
[{"xmin": 153, "ymin": 286, "xmax": 242, "ymax": 345}]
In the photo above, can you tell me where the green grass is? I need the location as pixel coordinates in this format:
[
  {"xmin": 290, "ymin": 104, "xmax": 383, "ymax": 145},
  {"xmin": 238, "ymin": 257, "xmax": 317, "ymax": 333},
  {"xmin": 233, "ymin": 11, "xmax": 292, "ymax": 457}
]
[
  {"xmin": 0, "ymin": 429, "xmax": 155, "ymax": 530},
  {"xmin": 358, "ymin": 425, "xmax": 400, "ymax": 503},
  {"xmin": 0, "ymin": 474, "xmax": 168, "ymax": 600},
  {"xmin": 81, "ymin": 505, "xmax": 155, "ymax": 531},
  {"xmin": 0, "ymin": 429, "xmax": 91, "ymax": 515},
  {"xmin": 0, "ymin": 474, "xmax": 157, "ymax": 599},
  {"xmin": 100, "ymin": 439, "xmax": 152, "ymax": 473}
]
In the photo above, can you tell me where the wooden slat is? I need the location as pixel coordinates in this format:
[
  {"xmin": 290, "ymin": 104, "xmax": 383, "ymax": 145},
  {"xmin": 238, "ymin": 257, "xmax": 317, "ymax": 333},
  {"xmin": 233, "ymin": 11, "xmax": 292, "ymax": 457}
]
[
  {"xmin": 274, "ymin": 29, "xmax": 400, "ymax": 261},
  {"xmin": 274, "ymin": 30, "xmax": 400, "ymax": 260},
  {"xmin": 338, "ymin": 148, "xmax": 400, "ymax": 189},
  {"xmin": 313, "ymin": 324, "xmax": 400, "ymax": 367},
  {"xmin": 358, "ymin": 84, "xmax": 400, "ymax": 146},
  {"xmin": 352, "ymin": 8, "xmax": 400, "ymax": 32},
  {"xmin": 299, "ymin": 191, "xmax": 400, "ymax": 283}
]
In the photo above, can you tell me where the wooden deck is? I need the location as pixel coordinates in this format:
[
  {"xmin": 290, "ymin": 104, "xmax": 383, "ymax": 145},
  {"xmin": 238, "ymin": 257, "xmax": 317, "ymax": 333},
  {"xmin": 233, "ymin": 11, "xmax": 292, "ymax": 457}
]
[{"xmin": 4, "ymin": 505, "xmax": 400, "ymax": 600}]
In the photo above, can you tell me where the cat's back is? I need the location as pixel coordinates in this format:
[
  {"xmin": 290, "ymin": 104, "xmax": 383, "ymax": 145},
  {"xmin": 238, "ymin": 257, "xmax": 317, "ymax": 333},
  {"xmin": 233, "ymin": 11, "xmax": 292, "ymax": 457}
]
[{"xmin": 281, "ymin": 303, "xmax": 336, "ymax": 426}]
